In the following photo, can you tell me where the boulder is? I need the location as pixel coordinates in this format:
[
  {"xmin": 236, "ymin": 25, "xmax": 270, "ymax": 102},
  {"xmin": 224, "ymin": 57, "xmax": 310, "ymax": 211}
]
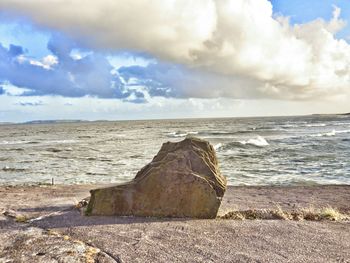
[{"xmin": 86, "ymin": 137, "xmax": 227, "ymax": 218}]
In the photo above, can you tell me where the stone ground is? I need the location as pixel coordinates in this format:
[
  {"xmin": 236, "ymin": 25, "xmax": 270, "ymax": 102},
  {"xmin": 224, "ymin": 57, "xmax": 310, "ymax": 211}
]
[{"xmin": 0, "ymin": 185, "xmax": 349, "ymax": 262}]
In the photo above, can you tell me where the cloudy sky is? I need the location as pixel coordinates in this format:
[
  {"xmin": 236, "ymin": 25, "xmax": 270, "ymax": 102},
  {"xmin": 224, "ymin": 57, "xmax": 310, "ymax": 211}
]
[{"xmin": 0, "ymin": 0, "xmax": 350, "ymax": 122}]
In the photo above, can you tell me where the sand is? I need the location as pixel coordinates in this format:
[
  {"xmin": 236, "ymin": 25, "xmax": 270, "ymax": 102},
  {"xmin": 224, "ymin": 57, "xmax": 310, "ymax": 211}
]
[{"xmin": 1, "ymin": 185, "xmax": 350, "ymax": 262}]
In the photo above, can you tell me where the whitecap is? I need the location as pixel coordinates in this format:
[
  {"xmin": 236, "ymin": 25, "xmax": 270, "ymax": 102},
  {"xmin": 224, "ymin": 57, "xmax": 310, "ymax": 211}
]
[
  {"xmin": 325, "ymin": 130, "xmax": 336, "ymax": 136},
  {"xmin": 335, "ymin": 129, "xmax": 350, "ymax": 134},
  {"xmin": 240, "ymin": 136, "xmax": 269, "ymax": 147},
  {"xmin": 310, "ymin": 129, "xmax": 350, "ymax": 137},
  {"xmin": 305, "ymin": 123, "xmax": 326, "ymax": 127},
  {"xmin": 0, "ymin": 140, "xmax": 30, "ymax": 145},
  {"xmin": 167, "ymin": 131, "xmax": 198, "ymax": 138},
  {"xmin": 168, "ymin": 132, "xmax": 187, "ymax": 138},
  {"xmin": 310, "ymin": 130, "xmax": 336, "ymax": 137},
  {"xmin": 333, "ymin": 122, "xmax": 350, "ymax": 126},
  {"xmin": 48, "ymin": 140, "xmax": 77, "ymax": 144},
  {"xmin": 214, "ymin": 143, "xmax": 223, "ymax": 151}
]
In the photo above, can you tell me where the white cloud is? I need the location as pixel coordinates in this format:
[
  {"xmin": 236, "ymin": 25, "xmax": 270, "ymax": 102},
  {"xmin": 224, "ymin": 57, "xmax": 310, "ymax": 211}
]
[
  {"xmin": 1, "ymin": 0, "xmax": 350, "ymax": 100},
  {"xmin": 327, "ymin": 5, "xmax": 346, "ymax": 34},
  {"xmin": 1, "ymin": 82, "xmax": 31, "ymax": 95},
  {"xmin": 29, "ymin": 54, "xmax": 58, "ymax": 69},
  {"xmin": 16, "ymin": 53, "xmax": 58, "ymax": 70},
  {"xmin": 42, "ymin": 55, "xmax": 58, "ymax": 68}
]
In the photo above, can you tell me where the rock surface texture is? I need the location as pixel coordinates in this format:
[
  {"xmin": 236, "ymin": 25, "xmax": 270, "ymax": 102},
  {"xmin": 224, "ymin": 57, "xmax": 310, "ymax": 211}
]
[{"xmin": 86, "ymin": 137, "xmax": 227, "ymax": 218}]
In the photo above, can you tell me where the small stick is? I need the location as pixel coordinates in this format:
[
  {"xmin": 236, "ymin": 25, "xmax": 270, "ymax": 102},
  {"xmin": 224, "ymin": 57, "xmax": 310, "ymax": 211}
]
[{"xmin": 51, "ymin": 177, "xmax": 54, "ymax": 185}]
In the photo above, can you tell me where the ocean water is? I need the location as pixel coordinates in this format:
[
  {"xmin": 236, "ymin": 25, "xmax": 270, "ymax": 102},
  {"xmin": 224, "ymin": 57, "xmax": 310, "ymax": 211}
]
[{"xmin": 1, "ymin": 115, "xmax": 350, "ymax": 186}]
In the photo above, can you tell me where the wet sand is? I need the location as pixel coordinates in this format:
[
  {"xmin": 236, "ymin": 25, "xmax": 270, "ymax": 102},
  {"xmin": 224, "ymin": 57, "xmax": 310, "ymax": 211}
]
[{"xmin": 1, "ymin": 185, "xmax": 350, "ymax": 262}]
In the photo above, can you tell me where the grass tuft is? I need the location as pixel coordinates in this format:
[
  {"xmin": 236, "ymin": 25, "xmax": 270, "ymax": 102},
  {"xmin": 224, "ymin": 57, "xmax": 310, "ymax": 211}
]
[
  {"xmin": 271, "ymin": 205, "xmax": 291, "ymax": 220},
  {"xmin": 15, "ymin": 215, "xmax": 28, "ymax": 223},
  {"xmin": 220, "ymin": 206, "xmax": 350, "ymax": 221},
  {"xmin": 319, "ymin": 207, "xmax": 348, "ymax": 221}
]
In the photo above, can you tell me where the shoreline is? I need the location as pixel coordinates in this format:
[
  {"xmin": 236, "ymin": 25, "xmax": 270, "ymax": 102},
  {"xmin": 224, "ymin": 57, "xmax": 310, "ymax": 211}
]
[
  {"xmin": 1, "ymin": 185, "xmax": 350, "ymax": 262},
  {"xmin": 3, "ymin": 112, "xmax": 349, "ymax": 125}
]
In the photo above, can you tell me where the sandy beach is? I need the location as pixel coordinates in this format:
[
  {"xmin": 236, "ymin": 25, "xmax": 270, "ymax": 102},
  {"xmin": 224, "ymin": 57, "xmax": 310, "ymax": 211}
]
[{"xmin": 1, "ymin": 185, "xmax": 349, "ymax": 262}]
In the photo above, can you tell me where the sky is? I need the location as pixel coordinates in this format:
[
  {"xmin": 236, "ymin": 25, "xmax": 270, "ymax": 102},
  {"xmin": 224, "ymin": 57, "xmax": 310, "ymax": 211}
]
[{"xmin": 0, "ymin": 0, "xmax": 350, "ymax": 122}]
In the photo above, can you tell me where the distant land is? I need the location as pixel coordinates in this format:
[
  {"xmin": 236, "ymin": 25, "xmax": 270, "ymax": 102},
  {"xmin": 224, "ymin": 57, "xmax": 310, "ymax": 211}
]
[
  {"xmin": 0, "ymin": 120, "xmax": 86, "ymax": 125},
  {"xmin": 0, "ymin": 122, "xmax": 14, "ymax": 125},
  {"xmin": 24, "ymin": 120, "xmax": 86, "ymax": 124},
  {"xmin": 0, "ymin": 112, "xmax": 349, "ymax": 125}
]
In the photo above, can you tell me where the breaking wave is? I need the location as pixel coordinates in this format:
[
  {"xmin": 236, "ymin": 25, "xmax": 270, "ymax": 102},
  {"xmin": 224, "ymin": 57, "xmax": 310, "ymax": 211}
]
[
  {"xmin": 214, "ymin": 143, "xmax": 223, "ymax": 150},
  {"xmin": 167, "ymin": 131, "xmax": 198, "ymax": 138},
  {"xmin": 0, "ymin": 140, "xmax": 31, "ymax": 145},
  {"xmin": 305, "ymin": 123, "xmax": 326, "ymax": 127},
  {"xmin": 239, "ymin": 136, "xmax": 269, "ymax": 147},
  {"xmin": 215, "ymin": 136, "xmax": 269, "ymax": 152},
  {"xmin": 310, "ymin": 129, "xmax": 350, "ymax": 137}
]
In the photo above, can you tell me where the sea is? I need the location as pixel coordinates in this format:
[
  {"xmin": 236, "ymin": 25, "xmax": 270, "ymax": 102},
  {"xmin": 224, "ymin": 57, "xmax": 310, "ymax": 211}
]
[{"xmin": 1, "ymin": 114, "xmax": 350, "ymax": 186}]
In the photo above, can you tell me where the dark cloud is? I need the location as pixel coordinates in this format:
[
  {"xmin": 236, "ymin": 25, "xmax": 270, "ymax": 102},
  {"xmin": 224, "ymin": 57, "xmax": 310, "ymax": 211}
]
[
  {"xmin": 122, "ymin": 91, "xmax": 147, "ymax": 104},
  {"xmin": 0, "ymin": 35, "xmax": 146, "ymax": 101},
  {"xmin": 0, "ymin": 34, "xmax": 263, "ymax": 102},
  {"xmin": 0, "ymin": 37, "xmax": 265, "ymax": 102},
  {"xmin": 118, "ymin": 63, "xmax": 261, "ymax": 99},
  {"xmin": 8, "ymin": 44, "xmax": 24, "ymax": 57},
  {"xmin": 47, "ymin": 34, "xmax": 75, "ymax": 59},
  {"xmin": 118, "ymin": 63, "xmax": 179, "ymax": 97}
]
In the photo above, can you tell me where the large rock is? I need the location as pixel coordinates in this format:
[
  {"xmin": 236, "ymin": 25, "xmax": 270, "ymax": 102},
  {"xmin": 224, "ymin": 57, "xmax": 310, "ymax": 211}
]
[{"xmin": 86, "ymin": 137, "xmax": 227, "ymax": 218}]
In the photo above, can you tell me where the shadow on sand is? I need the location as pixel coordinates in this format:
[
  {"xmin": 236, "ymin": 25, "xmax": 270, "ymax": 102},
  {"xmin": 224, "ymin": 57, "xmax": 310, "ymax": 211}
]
[{"xmin": 27, "ymin": 205, "xmax": 196, "ymax": 229}]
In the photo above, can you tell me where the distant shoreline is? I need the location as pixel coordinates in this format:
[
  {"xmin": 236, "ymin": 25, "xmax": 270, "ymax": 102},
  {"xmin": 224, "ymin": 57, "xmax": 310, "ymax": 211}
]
[{"xmin": 1, "ymin": 112, "xmax": 350, "ymax": 125}]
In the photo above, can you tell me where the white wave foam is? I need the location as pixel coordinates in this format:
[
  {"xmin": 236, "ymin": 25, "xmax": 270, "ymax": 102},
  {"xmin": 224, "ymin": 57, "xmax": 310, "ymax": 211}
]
[
  {"xmin": 214, "ymin": 143, "xmax": 223, "ymax": 150},
  {"xmin": 310, "ymin": 130, "xmax": 336, "ymax": 137},
  {"xmin": 282, "ymin": 121, "xmax": 327, "ymax": 128},
  {"xmin": 310, "ymin": 129, "xmax": 350, "ymax": 137},
  {"xmin": 325, "ymin": 130, "xmax": 336, "ymax": 136},
  {"xmin": 240, "ymin": 136, "xmax": 269, "ymax": 147},
  {"xmin": 0, "ymin": 140, "xmax": 30, "ymax": 145},
  {"xmin": 167, "ymin": 132, "xmax": 186, "ymax": 137},
  {"xmin": 333, "ymin": 122, "xmax": 350, "ymax": 126},
  {"xmin": 167, "ymin": 131, "xmax": 198, "ymax": 138},
  {"xmin": 305, "ymin": 123, "xmax": 326, "ymax": 127},
  {"xmin": 47, "ymin": 140, "xmax": 78, "ymax": 144},
  {"xmin": 336, "ymin": 129, "xmax": 350, "ymax": 134}
]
